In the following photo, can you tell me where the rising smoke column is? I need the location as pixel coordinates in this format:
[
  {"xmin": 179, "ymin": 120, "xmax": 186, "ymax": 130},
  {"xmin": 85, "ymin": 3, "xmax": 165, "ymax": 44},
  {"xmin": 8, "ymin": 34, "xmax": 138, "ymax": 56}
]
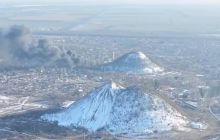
[
  {"xmin": 0, "ymin": 25, "xmax": 79, "ymax": 67},
  {"xmin": 0, "ymin": 25, "xmax": 31, "ymax": 61},
  {"xmin": 30, "ymin": 39, "xmax": 77, "ymax": 66}
]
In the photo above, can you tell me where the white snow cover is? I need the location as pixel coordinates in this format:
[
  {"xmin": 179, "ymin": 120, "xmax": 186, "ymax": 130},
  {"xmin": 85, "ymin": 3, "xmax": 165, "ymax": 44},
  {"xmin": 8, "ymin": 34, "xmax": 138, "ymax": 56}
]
[
  {"xmin": 41, "ymin": 81, "xmax": 188, "ymax": 135},
  {"xmin": 99, "ymin": 52, "xmax": 164, "ymax": 74}
]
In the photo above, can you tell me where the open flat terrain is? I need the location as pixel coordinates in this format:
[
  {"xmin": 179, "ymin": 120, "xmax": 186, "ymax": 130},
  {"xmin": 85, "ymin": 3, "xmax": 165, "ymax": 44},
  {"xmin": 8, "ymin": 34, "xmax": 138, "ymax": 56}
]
[{"xmin": 1, "ymin": 5, "xmax": 220, "ymax": 37}]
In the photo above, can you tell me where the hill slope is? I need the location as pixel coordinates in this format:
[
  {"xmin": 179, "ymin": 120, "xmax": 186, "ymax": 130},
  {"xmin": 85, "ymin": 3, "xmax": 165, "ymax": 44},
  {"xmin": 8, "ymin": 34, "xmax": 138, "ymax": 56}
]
[
  {"xmin": 41, "ymin": 81, "xmax": 188, "ymax": 135},
  {"xmin": 95, "ymin": 52, "xmax": 163, "ymax": 74}
]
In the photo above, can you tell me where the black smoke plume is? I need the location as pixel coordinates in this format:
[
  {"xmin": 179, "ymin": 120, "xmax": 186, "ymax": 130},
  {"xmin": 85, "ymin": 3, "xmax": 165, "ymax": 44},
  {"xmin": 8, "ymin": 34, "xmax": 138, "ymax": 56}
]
[{"xmin": 0, "ymin": 25, "xmax": 79, "ymax": 67}]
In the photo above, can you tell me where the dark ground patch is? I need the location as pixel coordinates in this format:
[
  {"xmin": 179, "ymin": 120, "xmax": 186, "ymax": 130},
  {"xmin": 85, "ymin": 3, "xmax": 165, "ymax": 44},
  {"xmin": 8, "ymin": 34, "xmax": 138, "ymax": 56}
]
[{"xmin": 0, "ymin": 108, "xmax": 87, "ymax": 139}]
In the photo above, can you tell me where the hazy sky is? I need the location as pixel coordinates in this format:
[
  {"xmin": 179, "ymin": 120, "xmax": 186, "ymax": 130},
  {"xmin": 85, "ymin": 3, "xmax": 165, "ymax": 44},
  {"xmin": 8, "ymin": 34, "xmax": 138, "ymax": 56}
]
[{"xmin": 3, "ymin": 0, "xmax": 220, "ymax": 5}]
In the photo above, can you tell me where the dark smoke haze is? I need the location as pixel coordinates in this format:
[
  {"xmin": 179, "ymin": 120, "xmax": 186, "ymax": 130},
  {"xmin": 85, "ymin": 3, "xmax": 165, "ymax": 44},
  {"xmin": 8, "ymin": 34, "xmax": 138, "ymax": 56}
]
[{"xmin": 0, "ymin": 25, "xmax": 79, "ymax": 67}]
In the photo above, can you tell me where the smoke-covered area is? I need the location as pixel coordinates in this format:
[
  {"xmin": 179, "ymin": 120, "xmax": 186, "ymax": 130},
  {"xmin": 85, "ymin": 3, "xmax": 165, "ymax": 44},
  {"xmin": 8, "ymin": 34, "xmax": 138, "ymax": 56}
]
[{"xmin": 0, "ymin": 25, "xmax": 79, "ymax": 68}]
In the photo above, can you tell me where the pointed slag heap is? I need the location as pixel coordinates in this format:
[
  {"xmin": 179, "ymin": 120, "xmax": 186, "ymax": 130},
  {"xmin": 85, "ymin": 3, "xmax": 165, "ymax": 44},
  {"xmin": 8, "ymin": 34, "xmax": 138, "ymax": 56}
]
[
  {"xmin": 41, "ymin": 81, "xmax": 188, "ymax": 135},
  {"xmin": 96, "ymin": 52, "xmax": 164, "ymax": 74}
]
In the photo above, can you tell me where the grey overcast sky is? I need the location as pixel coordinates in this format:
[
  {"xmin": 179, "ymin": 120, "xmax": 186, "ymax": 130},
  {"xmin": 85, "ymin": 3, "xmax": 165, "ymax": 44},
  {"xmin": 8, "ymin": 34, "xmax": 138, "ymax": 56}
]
[{"xmin": 3, "ymin": 0, "xmax": 220, "ymax": 5}]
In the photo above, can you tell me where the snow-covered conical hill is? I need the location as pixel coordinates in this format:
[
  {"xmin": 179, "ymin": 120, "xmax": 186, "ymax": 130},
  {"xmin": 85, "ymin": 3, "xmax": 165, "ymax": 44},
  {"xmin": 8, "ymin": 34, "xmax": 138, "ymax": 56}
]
[
  {"xmin": 41, "ymin": 81, "xmax": 188, "ymax": 135},
  {"xmin": 95, "ymin": 52, "xmax": 164, "ymax": 74}
]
